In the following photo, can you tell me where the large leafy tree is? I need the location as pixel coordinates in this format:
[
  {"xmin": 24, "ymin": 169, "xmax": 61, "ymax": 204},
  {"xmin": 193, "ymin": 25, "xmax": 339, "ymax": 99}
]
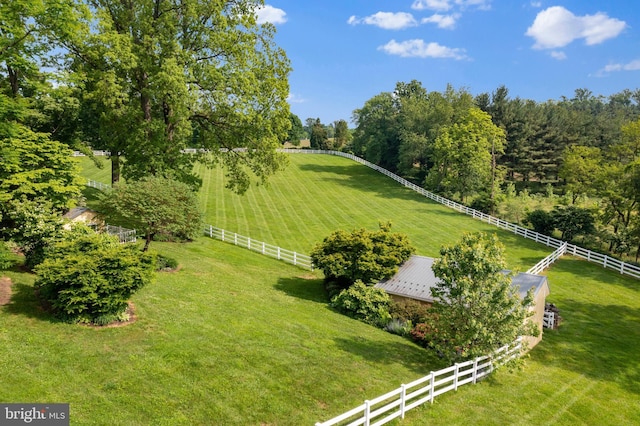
[
  {"xmin": 428, "ymin": 233, "xmax": 537, "ymax": 363},
  {"xmin": 426, "ymin": 107, "xmax": 505, "ymax": 202},
  {"xmin": 69, "ymin": 0, "xmax": 291, "ymax": 191},
  {"xmin": 309, "ymin": 118, "xmax": 328, "ymax": 149},
  {"xmin": 98, "ymin": 176, "xmax": 203, "ymax": 251}
]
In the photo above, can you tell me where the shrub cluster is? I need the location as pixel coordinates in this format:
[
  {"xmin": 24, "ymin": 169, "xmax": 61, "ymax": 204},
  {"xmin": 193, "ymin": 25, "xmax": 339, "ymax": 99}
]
[
  {"xmin": 330, "ymin": 281, "xmax": 391, "ymax": 326},
  {"xmin": 34, "ymin": 225, "xmax": 155, "ymax": 323}
]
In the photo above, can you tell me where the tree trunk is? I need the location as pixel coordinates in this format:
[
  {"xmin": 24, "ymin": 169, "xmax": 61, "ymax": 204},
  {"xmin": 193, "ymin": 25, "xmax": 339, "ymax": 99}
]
[
  {"xmin": 111, "ymin": 154, "xmax": 121, "ymax": 184},
  {"xmin": 7, "ymin": 65, "xmax": 19, "ymax": 96}
]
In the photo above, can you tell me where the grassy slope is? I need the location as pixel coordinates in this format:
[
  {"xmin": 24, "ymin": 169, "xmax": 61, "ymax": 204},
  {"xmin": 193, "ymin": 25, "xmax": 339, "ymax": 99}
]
[
  {"xmin": 194, "ymin": 154, "xmax": 550, "ymax": 272},
  {"xmin": 0, "ymin": 239, "xmax": 446, "ymax": 425},
  {"xmin": 32, "ymin": 153, "xmax": 637, "ymax": 424}
]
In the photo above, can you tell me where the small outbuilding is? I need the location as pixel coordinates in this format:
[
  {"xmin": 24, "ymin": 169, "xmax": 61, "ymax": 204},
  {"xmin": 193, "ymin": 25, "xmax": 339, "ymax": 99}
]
[
  {"xmin": 375, "ymin": 255, "xmax": 550, "ymax": 349},
  {"xmin": 62, "ymin": 207, "xmax": 101, "ymax": 230}
]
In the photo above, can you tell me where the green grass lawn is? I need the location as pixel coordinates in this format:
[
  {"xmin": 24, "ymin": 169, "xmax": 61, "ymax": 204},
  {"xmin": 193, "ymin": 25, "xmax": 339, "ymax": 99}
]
[
  {"xmin": 0, "ymin": 239, "xmax": 447, "ymax": 425},
  {"xmin": 80, "ymin": 154, "xmax": 551, "ymax": 272},
  {"xmin": 32, "ymin": 152, "xmax": 638, "ymax": 424}
]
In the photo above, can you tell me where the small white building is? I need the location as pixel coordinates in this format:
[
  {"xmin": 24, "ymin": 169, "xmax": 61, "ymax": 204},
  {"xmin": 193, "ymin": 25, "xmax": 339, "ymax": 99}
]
[{"xmin": 375, "ymin": 255, "xmax": 550, "ymax": 348}]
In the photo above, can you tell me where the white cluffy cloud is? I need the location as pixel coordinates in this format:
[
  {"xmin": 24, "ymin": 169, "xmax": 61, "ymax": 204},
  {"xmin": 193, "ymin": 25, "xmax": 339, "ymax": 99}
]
[
  {"xmin": 526, "ymin": 6, "xmax": 626, "ymax": 49},
  {"xmin": 378, "ymin": 39, "xmax": 468, "ymax": 60},
  {"xmin": 411, "ymin": 0, "xmax": 491, "ymax": 11},
  {"xmin": 422, "ymin": 13, "xmax": 460, "ymax": 29},
  {"xmin": 348, "ymin": 12, "xmax": 418, "ymax": 30},
  {"xmin": 600, "ymin": 60, "xmax": 640, "ymax": 74},
  {"xmin": 256, "ymin": 5, "xmax": 287, "ymax": 25}
]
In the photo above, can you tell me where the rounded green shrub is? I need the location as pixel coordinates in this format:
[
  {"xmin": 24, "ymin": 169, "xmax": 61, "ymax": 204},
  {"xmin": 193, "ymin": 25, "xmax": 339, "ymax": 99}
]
[
  {"xmin": 34, "ymin": 225, "xmax": 155, "ymax": 324},
  {"xmin": 330, "ymin": 280, "xmax": 391, "ymax": 326}
]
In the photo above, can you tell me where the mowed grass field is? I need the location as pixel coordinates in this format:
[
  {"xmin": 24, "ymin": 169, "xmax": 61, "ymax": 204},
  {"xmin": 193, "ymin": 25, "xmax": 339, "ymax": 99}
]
[
  {"xmin": 3, "ymin": 152, "xmax": 634, "ymax": 424},
  {"xmin": 80, "ymin": 154, "xmax": 551, "ymax": 271}
]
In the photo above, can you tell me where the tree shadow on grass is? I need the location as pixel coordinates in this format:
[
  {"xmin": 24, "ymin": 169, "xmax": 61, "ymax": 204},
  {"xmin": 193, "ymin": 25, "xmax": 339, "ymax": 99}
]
[
  {"xmin": 81, "ymin": 186, "xmax": 104, "ymax": 206},
  {"xmin": 298, "ymin": 163, "xmax": 426, "ymax": 203},
  {"xmin": 274, "ymin": 276, "xmax": 329, "ymax": 304},
  {"xmin": 532, "ymin": 299, "xmax": 640, "ymax": 395},
  {"xmin": 2, "ymin": 282, "xmax": 59, "ymax": 323},
  {"xmin": 333, "ymin": 336, "xmax": 447, "ymax": 376}
]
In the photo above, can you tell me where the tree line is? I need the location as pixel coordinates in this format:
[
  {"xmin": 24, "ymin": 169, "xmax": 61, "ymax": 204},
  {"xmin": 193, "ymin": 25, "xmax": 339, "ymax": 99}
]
[{"xmin": 346, "ymin": 80, "xmax": 640, "ymax": 260}]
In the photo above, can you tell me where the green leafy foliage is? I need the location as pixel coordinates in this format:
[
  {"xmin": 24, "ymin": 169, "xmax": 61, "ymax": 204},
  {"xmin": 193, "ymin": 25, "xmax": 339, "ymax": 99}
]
[
  {"xmin": 0, "ymin": 241, "xmax": 18, "ymax": 270},
  {"xmin": 389, "ymin": 298, "xmax": 431, "ymax": 325},
  {"xmin": 3, "ymin": 198, "xmax": 64, "ymax": 269},
  {"xmin": 156, "ymin": 254, "xmax": 179, "ymax": 271},
  {"xmin": 34, "ymin": 225, "xmax": 155, "ymax": 323},
  {"xmin": 310, "ymin": 221, "xmax": 415, "ymax": 292},
  {"xmin": 70, "ymin": 0, "xmax": 291, "ymax": 191},
  {"xmin": 427, "ymin": 232, "xmax": 537, "ymax": 363},
  {"xmin": 525, "ymin": 209, "xmax": 555, "ymax": 236},
  {"xmin": 330, "ymin": 281, "xmax": 391, "ymax": 326},
  {"xmin": 551, "ymin": 205, "xmax": 595, "ymax": 242},
  {"xmin": 98, "ymin": 176, "xmax": 203, "ymax": 251},
  {"xmin": 0, "ymin": 126, "xmax": 82, "ymax": 211}
]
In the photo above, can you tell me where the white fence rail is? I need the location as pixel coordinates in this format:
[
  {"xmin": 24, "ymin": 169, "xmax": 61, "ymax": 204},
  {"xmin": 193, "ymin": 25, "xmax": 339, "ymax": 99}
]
[
  {"xmin": 281, "ymin": 149, "xmax": 640, "ymax": 280},
  {"xmin": 105, "ymin": 225, "xmax": 137, "ymax": 243},
  {"xmin": 526, "ymin": 242, "xmax": 568, "ymax": 275},
  {"xmin": 316, "ymin": 338, "xmax": 522, "ymax": 426},
  {"xmin": 203, "ymin": 225, "xmax": 313, "ymax": 270},
  {"xmin": 87, "ymin": 179, "xmax": 111, "ymax": 191}
]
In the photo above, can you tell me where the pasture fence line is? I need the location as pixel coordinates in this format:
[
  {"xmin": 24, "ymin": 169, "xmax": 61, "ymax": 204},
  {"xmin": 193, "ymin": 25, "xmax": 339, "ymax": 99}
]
[
  {"xmin": 203, "ymin": 224, "xmax": 313, "ymax": 270},
  {"xmin": 315, "ymin": 338, "xmax": 523, "ymax": 426},
  {"xmin": 280, "ymin": 149, "xmax": 640, "ymax": 280},
  {"xmin": 87, "ymin": 179, "xmax": 111, "ymax": 191},
  {"xmin": 526, "ymin": 242, "xmax": 568, "ymax": 275}
]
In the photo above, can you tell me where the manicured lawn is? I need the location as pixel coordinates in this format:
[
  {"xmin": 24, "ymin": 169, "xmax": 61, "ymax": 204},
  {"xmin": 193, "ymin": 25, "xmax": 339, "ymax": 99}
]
[
  {"xmin": 0, "ymin": 239, "xmax": 446, "ymax": 425},
  {"xmin": 400, "ymin": 256, "xmax": 640, "ymax": 425},
  {"xmin": 81, "ymin": 154, "xmax": 552, "ymax": 272},
  {"xmin": 54, "ymin": 151, "xmax": 640, "ymax": 424}
]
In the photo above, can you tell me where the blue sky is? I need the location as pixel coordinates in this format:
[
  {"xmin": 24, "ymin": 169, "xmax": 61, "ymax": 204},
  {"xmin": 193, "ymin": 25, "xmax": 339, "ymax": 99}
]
[{"xmin": 255, "ymin": 1, "xmax": 640, "ymax": 126}]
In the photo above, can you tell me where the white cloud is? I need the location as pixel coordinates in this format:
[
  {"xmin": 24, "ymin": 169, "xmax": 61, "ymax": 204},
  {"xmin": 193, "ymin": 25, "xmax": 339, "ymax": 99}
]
[
  {"xmin": 412, "ymin": 0, "xmax": 452, "ymax": 11},
  {"xmin": 411, "ymin": 0, "xmax": 490, "ymax": 11},
  {"xmin": 378, "ymin": 39, "xmax": 468, "ymax": 60},
  {"xmin": 348, "ymin": 12, "xmax": 418, "ymax": 30},
  {"xmin": 600, "ymin": 59, "xmax": 640, "ymax": 74},
  {"xmin": 421, "ymin": 13, "xmax": 460, "ymax": 29},
  {"xmin": 550, "ymin": 51, "xmax": 567, "ymax": 60},
  {"xmin": 287, "ymin": 93, "xmax": 306, "ymax": 104},
  {"xmin": 256, "ymin": 5, "xmax": 287, "ymax": 25},
  {"xmin": 526, "ymin": 6, "xmax": 626, "ymax": 49},
  {"xmin": 530, "ymin": 1, "xmax": 542, "ymax": 7}
]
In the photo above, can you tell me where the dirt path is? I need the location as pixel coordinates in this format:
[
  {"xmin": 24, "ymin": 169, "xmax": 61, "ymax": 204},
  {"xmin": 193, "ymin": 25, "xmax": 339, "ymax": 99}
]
[{"xmin": 0, "ymin": 276, "xmax": 12, "ymax": 305}]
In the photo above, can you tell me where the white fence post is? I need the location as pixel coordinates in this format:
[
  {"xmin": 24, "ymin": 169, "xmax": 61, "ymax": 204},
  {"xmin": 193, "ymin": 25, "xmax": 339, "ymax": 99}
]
[
  {"xmin": 429, "ymin": 372, "xmax": 435, "ymax": 403},
  {"xmin": 364, "ymin": 400, "xmax": 371, "ymax": 426},
  {"xmin": 400, "ymin": 384, "xmax": 407, "ymax": 419}
]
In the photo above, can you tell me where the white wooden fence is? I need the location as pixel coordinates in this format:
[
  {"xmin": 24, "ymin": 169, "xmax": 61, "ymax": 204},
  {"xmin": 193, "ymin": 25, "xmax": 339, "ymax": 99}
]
[
  {"xmin": 526, "ymin": 242, "xmax": 568, "ymax": 275},
  {"xmin": 281, "ymin": 149, "xmax": 640, "ymax": 280},
  {"xmin": 87, "ymin": 179, "xmax": 111, "ymax": 191},
  {"xmin": 203, "ymin": 224, "xmax": 313, "ymax": 270},
  {"xmin": 316, "ymin": 338, "xmax": 522, "ymax": 426}
]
